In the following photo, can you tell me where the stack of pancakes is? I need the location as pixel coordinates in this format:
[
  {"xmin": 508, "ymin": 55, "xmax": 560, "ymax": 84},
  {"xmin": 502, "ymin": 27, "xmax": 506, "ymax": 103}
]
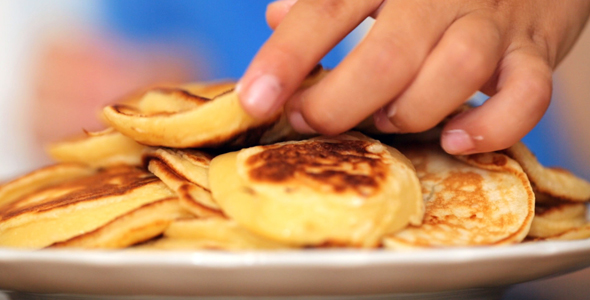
[{"xmin": 1, "ymin": 66, "xmax": 589, "ymax": 250}]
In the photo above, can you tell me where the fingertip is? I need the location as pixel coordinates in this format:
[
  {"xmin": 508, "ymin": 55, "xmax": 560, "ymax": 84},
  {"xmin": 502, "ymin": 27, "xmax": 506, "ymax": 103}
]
[
  {"xmin": 440, "ymin": 129, "xmax": 477, "ymax": 155},
  {"xmin": 237, "ymin": 74, "xmax": 283, "ymax": 119},
  {"xmin": 266, "ymin": 0, "xmax": 298, "ymax": 29}
]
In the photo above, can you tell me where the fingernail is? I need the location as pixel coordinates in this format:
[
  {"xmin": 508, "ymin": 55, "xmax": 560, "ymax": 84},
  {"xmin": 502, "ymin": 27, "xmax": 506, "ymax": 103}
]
[
  {"xmin": 239, "ymin": 74, "xmax": 282, "ymax": 119},
  {"xmin": 269, "ymin": 0, "xmax": 298, "ymax": 7},
  {"xmin": 289, "ymin": 111, "xmax": 316, "ymax": 134},
  {"xmin": 373, "ymin": 108, "xmax": 399, "ymax": 132},
  {"xmin": 386, "ymin": 104, "xmax": 397, "ymax": 118},
  {"xmin": 268, "ymin": 0, "xmax": 298, "ymax": 11},
  {"xmin": 441, "ymin": 129, "xmax": 476, "ymax": 154}
]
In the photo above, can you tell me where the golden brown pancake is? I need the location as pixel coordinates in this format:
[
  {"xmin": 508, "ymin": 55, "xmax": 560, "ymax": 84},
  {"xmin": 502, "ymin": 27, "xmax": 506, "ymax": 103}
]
[
  {"xmin": 102, "ymin": 66, "xmax": 327, "ymax": 148},
  {"xmin": 115, "ymin": 81, "xmax": 235, "ymax": 108},
  {"xmin": 135, "ymin": 237, "xmax": 229, "ymax": 251},
  {"xmin": 147, "ymin": 159, "xmax": 224, "ymax": 218},
  {"xmin": 0, "ymin": 166, "xmax": 175, "ymax": 249},
  {"xmin": 504, "ymin": 142, "xmax": 590, "ymax": 202},
  {"xmin": 0, "ymin": 163, "xmax": 96, "ymax": 209},
  {"xmin": 135, "ymin": 88, "xmax": 210, "ymax": 114},
  {"xmin": 528, "ymin": 202, "xmax": 587, "ymax": 238},
  {"xmin": 383, "ymin": 144, "xmax": 534, "ymax": 249},
  {"xmin": 49, "ymin": 197, "xmax": 191, "ymax": 249},
  {"xmin": 48, "ymin": 128, "xmax": 145, "ymax": 168},
  {"xmin": 209, "ymin": 132, "xmax": 423, "ymax": 247},
  {"xmin": 180, "ymin": 81, "xmax": 236, "ymax": 99},
  {"xmin": 142, "ymin": 147, "xmax": 211, "ymax": 188},
  {"xmin": 157, "ymin": 218, "xmax": 289, "ymax": 250},
  {"xmin": 539, "ymin": 223, "xmax": 590, "ymax": 241},
  {"xmin": 142, "ymin": 147, "xmax": 223, "ymax": 218}
]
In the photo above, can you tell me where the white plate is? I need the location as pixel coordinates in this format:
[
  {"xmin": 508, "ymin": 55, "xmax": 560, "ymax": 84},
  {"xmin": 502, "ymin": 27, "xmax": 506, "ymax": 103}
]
[{"xmin": 2, "ymin": 240, "xmax": 590, "ymax": 298}]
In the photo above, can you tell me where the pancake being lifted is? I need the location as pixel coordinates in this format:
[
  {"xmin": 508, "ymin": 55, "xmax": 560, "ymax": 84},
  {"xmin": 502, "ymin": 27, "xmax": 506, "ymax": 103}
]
[
  {"xmin": 209, "ymin": 132, "xmax": 424, "ymax": 248},
  {"xmin": 383, "ymin": 144, "xmax": 534, "ymax": 249},
  {"xmin": 102, "ymin": 66, "xmax": 328, "ymax": 148}
]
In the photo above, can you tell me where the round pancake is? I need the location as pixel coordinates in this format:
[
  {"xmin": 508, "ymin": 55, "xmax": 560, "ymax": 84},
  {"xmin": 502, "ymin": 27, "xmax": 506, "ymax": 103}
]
[
  {"xmin": 136, "ymin": 87, "xmax": 210, "ymax": 114},
  {"xmin": 161, "ymin": 218, "xmax": 289, "ymax": 250},
  {"xmin": 528, "ymin": 202, "xmax": 587, "ymax": 238},
  {"xmin": 115, "ymin": 81, "xmax": 235, "ymax": 108},
  {"xmin": 102, "ymin": 66, "xmax": 328, "ymax": 148},
  {"xmin": 0, "ymin": 166, "xmax": 175, "ymax": 249},
  {"xmin": 49, "ymin": 197, "xmax": 191, "ymax": 249},
  {"xmin": 504, "ymin": 142, "xmax": 590, "ymax": 202},
  {"xmin": 0, "ymin": 163, "xmax": 96, "ymax": 209},
  {"xmin": 383, "ymin": 144, "xmax": 534, "ymax": 249},
  {"xmin": 180, "ymin": 81, "xmax": 236, "ymax": 99},
  {"xmin": 143, "ymin": 147, "xmax": 212, "ymax": 189},
  {"xmin": 209, "ymin": 133, "xmax": 424, "ymax": 247},
  {"xmin": 142, "ymin": 147, "xmax": 223, "ymax": 218},
  {"xmin": 135, "ymin": 238, "xmax": 231, "ymax": 251},
  {"xmin": 147, "ymin": 159, "xmax": 223, "ymax": 218},
  {"xmin": 539, "ymin": 223, "xmax": 590, "ymax": 241},
  {"xmin": 48, "ymin": 128, "xmax": 145, "ymax": 167}
]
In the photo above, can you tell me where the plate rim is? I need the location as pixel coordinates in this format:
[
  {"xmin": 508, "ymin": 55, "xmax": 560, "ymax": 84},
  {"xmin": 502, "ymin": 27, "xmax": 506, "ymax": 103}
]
[{"xmin": 2, "ymin": 239, "xmax": 590, "ymax": 267}]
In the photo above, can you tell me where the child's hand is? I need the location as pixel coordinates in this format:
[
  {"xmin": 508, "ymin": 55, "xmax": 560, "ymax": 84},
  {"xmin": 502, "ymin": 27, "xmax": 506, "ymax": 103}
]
[{"xmin": 237, "ymin": 0, "xmax": 590, "ymax": 154}]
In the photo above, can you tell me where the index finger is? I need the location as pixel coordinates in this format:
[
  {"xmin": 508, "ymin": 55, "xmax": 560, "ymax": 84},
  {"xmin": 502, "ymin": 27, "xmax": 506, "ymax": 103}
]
[{"xmin": 238, "ymin": 0, "xmax": 383, "ymax": 119}]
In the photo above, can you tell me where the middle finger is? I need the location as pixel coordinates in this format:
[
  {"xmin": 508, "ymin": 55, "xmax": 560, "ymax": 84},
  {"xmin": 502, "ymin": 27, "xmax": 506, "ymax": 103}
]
[
  {"xmin": 288, "ymin": 0, "xmax": 457, "ymax": 135},
  {"xmin": 379, "ymin": 13, "xmax": 505, "ymax": 133}
]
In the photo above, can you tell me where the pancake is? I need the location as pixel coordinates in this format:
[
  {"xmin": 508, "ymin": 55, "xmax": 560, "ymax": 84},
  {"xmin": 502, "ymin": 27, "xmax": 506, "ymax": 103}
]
[
  {"xmin": 0, "ymin": 163, "xmax": 96, "ymax": 208},
  {"xmin": 115, "ymin": 81, "xmax": 235, "ymax": 108},
  {"xmin": 142, "ymin": 147, "xmax": 211, "ymax": 189},
  {"xmin": 158, "ymin": 218, "xmax": 289, "ymax": 250},
  {"xmin": 102, "ymin": 66, "xmax": 327, "ymax": 148},
  {"xmin": 49, "ymin": 197, "xmax": 191, "ymax": 249},
  {"xmin": 528, "ymin": 202, "xmax": 587, "ymax": 238},
  {"xmin": 539, "ymin": 223, "xmax": 590, "ymax": 241},
  {"xmin": 181, "ymin": 81, "xmax": 236, "ymax": 99},
  {"xmin": 383, "ymin": 144, "xmax": 534, "ymax": 249},
  {"xmin": 135, "ymin": 237, "xmax": 230, "ymax": 251},
  {"xmin": 137, "ymin": 81, "xmax": 236, "ymax": 114},
  {"xmin": 209, "ymin": 132, "xmax": 424, "ymax": 247},
  {"xmin": 142, "ymin": 147, "xmax": 223, "ymax": 218},
  {"xmin": 504, "ymin": 142, "xmax": 590, "ymax": 202},
  {"xmin": 48, "ymin": 128, "xmax": 145, "ymax": 168},
  {"xmin": 147, "ymin": 159, "xmax": 223, "ymax": 218},
  {"xmin": 135, "ymin": 88, "xmax": 210, "ymax": 115},
  {"xmin": 0, "ymin": 166, "xmax": 175, "ymax": 249}
]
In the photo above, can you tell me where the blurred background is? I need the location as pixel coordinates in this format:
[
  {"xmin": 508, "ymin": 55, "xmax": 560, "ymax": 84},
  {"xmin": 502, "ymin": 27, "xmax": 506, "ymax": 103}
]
[
  {"xmin": 0, "ymin": 0, "xmax": 366, "ymax": 178},
  {"xmin": 0, "ymin": 1, "xmax": 588, "ymax": 299}
]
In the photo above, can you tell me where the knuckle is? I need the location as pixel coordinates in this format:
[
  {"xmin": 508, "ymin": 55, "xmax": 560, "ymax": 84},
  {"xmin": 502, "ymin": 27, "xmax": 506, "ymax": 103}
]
[
  {"xmin": 362, "ymin": 36, "xmax": 417, "ymax": 76},
  {"xmin": 308, "ymin": 0, "xmax": 350, "ymax": 21},
  {"xmin": 446, "ymin": 38, "xmax": 490, "ymax": 82},
  {"xmin": 301, "ymin": 0, "xmax": 382, "ymax": 23},
  {"xmin": 269, "ymin": 42, "xmax": 306, "ymax": 68},
  {"xmin": 522, "ymin": 70, "xmax": 552, "ymax": 110}
]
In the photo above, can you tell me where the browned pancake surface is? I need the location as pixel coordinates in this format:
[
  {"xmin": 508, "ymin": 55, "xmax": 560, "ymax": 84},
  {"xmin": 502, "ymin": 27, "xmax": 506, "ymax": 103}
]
[
  {"xmin": 0, "ymin": 166, "xmax": 157, "ymax": 222},
  {"xmin": 246, "ymin": 140, "xmax": 389, "ymax": 197},
  {"xmin": 384, "ymin": 144, "xmax": 534, "ymax": 248}
]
